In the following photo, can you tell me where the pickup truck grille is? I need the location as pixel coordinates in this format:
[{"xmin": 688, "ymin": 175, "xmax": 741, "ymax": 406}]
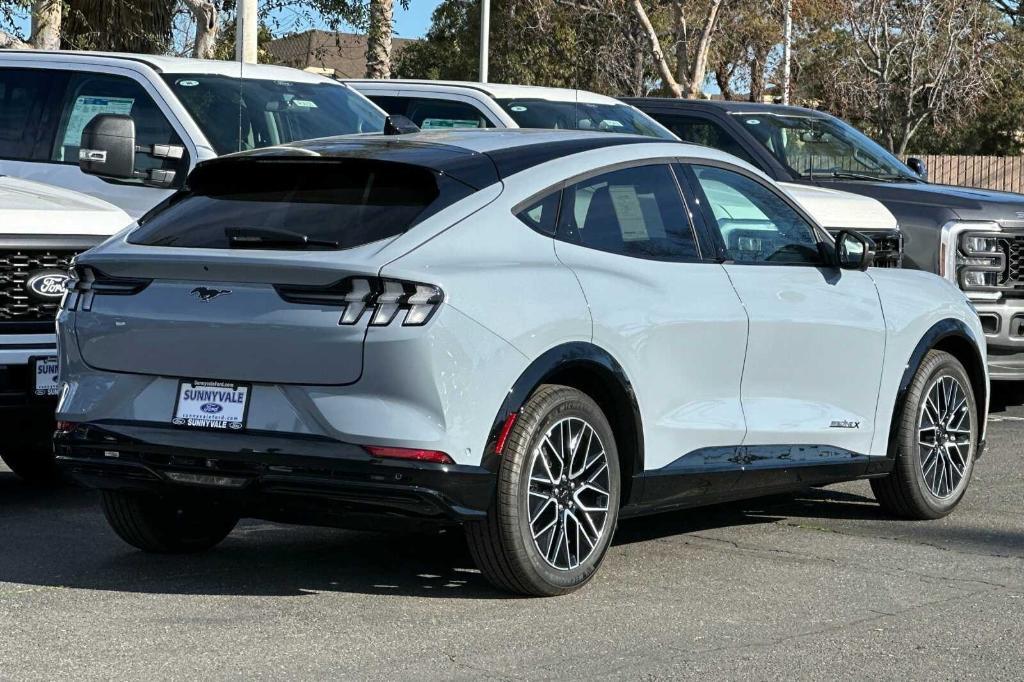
[
  {"xmin": 869, "ymin": 231, "xmax": 903, "ymax": 268},
  {"xmin": 0, "ymin": 249, "xmax": 76, "ymax": 327},
  {"xmin": 1000, "ymin": 236, "xmax": 1024, "ymax": 282}
]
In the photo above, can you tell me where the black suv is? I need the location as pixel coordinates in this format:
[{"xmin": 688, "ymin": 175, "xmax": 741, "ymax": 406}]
[{"xmin": 625, "ymin": 98, "xmax": 1024, "ymax": 380}]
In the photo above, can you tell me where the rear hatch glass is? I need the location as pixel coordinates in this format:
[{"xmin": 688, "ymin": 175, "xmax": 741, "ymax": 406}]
[{"xmin": 128, "ymin": 158, "xmax": 470, "ymax": 250}]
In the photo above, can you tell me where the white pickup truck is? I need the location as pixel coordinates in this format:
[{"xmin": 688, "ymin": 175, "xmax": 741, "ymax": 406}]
[
  {"xmin": 0, "ymin": 176, "xmax": 130, "ymax": 481},
  {"xmin": 0, "ymin": 50, "xmax": 384, "ymax": 219}
]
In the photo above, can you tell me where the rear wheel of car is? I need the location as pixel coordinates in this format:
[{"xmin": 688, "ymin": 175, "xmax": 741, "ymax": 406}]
[
  {"xmin": 872, "ymin": 350, "xmax": 978, "ymax": 519},
  {"xmin": 1, "ymin": 445, "xmax": 59, "ymax": 484},
  {"xmin": 467, "ymin": 384, "xmax": 620, "ymax": 596},
  {"xmin": 100, "ymin": 490, "xmax": 239, "ymax": 553}
]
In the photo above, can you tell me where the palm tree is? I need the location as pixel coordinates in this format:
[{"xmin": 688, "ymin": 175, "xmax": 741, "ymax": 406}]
[
  {"xmin": 365, "ymin": 0, "xmax": 393, "ymax": 78},
  {"xmin": 62, "ymin": 0, "xmax": 175, "ymax": 53}
]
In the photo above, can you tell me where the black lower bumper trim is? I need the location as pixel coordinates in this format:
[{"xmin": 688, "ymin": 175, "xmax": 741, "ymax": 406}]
[{"xmin": 55, "ymin": 424, "xmax": 496, "ymax": 527}]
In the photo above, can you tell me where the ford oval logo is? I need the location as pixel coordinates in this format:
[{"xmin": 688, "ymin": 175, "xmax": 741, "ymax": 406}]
[
  {"xmin": 200, "ymin": 403, "xmax": 223, "ymax": 414},
  {"xmin": 26, "ymin": 272, "xmax": 71, "ymax": 299}
]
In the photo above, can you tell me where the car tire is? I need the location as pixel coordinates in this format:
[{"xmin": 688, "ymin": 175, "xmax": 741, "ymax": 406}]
[
  {"xmin": 1, "ymin": 445, "xmax": 59, "ymax": 484},
  {"xmin": 466, "ymin": 384, "xmax": 620, "ymax": 596},
  {"xmin": 871, "ymin": 350, "xmax": 978, "ymax": 520},
  {"xmin": 100, "ymin": 490, "xmax": 239, "ymax": 553}
]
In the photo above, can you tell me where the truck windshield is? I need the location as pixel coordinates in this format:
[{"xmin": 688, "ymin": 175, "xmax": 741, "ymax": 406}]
[
  {"xmin": 732, "ymin": 112, "xmax": 919, "ymax": 182},
  {"xmin": 495, "ymin": 99, "xmax": 676, "ymax": 140},
  {"xmin": 163, "ymin": 74, "xmax": 385, "ymax": 155}
]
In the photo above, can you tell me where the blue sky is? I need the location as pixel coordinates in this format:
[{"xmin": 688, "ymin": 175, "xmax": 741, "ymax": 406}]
[
  {"xmin": 10, "ymin": 2, "xmax": 443, "ymax": 41},
  {"xmin": 374, "ymin": 2, "xmax": 442, "ymax": 39}
]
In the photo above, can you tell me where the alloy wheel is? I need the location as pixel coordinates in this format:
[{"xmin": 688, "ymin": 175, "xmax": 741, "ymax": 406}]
[
  {"xmin": 917, "ymin": 374, "xmax": 973, "ymax": 500},
  {"xmin": 527, "ymin": 417, "xmax": 611, "ymax": 570}
]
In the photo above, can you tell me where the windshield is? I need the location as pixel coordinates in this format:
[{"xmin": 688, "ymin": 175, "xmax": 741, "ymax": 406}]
[
  {"xmin": 496, "ymin": 98, "xmax": 676, "ymax": 140},
  {"xmin": 163, "ymin": 75, "xmax": 385, "ymax": 155},
  {"xmin": 732, "ymin": 112, "xmax": 918, "ymax": 181}
]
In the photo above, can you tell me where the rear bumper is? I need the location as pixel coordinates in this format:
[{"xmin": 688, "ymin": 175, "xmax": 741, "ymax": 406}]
[{"xmin": 54, "ymin": 423, "xmax": 496, "ymax": 528}]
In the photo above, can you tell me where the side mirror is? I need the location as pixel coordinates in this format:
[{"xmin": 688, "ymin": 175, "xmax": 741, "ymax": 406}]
[
  {"xmin": 79, "ymin": 114, "xmax": 136, "ymax": 180},
  {"xmin": 834, "ymin": 230, "xmax": 875, "ymax": 271},
  {"xmin": 79, "ymin": 114, "xmax": 184, "ymax": 187},
  {"xmin": 905, "ymin": 156, "xmax": 928, "ymax": 180},
  {"xmin": 383, "ymin": 114, "xmax": 420, "ymax": 135}
]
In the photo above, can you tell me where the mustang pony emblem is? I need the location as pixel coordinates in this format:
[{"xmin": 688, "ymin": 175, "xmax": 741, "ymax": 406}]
[{"xmin": 190, "ymin": 287, "xmax": 232, "ymax": 302}]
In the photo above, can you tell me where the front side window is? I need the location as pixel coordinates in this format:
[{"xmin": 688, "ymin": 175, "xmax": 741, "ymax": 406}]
[
  {"xmin": 164, "ymin": 75, "xmax": 385, "ymax": 155},
  {"xmin": 732, "ymin": 112, "xmax": 918, "ymax": 182},
  {"xmin": 557, "ymin": 164, "xmax": 698, "ymax": 260},
  {"xmin": 688, "ymin": 164, "xmax": 822, "ymax": 265},
  {"xmin": 657, "ymin": 114, "xmax": 758, "ymax": 166},
  {"xmin": 52, "ymin": 73, "xmax": 184, "ymax": 179},
  {"xmin": 496, "ymin": 99, "xmax": 676, "ymax": 140},
  {"xmin": 129, "ymin": 159, "xmax": 471, "ymax": 250},
  {"xmin": 0, "ymin": 68, "xmax": 63, "ymax": 160}
]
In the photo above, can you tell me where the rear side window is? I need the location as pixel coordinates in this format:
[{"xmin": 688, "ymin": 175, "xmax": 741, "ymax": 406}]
[
  {"xmin": 369, "ymin": 95, "xmax": 492, "ymax": 130},
  {"xmin": 557, "ymin": 164, "xmax": 699, "ymax": 260},
  {"xmin": 515, "ymin": 191, "xmax": 560, "ymax": 235},
  {"xmin": 656, "ymin": 114, "xmax": 758, "ymax": 166},
  {"xmin": 0, "ymin": 69, "xmax": 63, "ymax": 160},
  {"xmin": 129, "ymin": 159, "xmax": 472, "ymax": 250}
]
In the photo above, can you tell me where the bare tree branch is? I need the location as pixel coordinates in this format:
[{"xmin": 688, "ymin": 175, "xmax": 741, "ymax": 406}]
[
  {"xmin": 0, "ymin": 29, "xmax": 32, "ymax": 49},
  {"xmin": 631, "ymin": 0, "xmax": 683, "ymax": 97},
  {"xmin": 181, "ymin": 0, "xmax": 218, "ymax": 58}
]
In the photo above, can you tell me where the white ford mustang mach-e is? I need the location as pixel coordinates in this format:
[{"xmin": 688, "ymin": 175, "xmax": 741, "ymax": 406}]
[{"xmin": 54, "ymin": 130, "xmax": 988, "ymax": 596}]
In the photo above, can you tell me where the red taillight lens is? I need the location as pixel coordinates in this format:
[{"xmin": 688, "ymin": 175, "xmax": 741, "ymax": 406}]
[
  {"xmin": 276, "ymin": 277, "xmax": 443, "ymax": 327},
  {"xmin": 365, "ymin": 445, "xmax": 454, "ymax": 464},
  {"xmin": 55, "ymin": 421, "xmax": 78, "ymax": 434}
]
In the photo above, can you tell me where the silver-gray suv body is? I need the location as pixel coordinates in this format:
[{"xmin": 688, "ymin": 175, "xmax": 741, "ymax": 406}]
[{"xmin": 56, "ymin": 130, "xmax": 988, "ymax": 595}]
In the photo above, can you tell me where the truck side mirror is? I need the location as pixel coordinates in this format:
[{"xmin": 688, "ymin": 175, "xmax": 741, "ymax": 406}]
[
  {"xmin": 79, "ymin": 114, "xmax": 137, "ymax": 180},
  {"xmin": 905, "ymin": 156, "xmax": 928, "ymax": 180},
  {"xmin": 78, "ymin": 114, "xmax": 184, "ymax": 187}
]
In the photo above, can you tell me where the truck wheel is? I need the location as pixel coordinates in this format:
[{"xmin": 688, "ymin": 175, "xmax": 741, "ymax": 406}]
[
  {"xmin": 467, "ymin": 385, "xmax": 620, "ymax": 596},
  {"xmin": 100, "ymin": 491, "xmax": 239, "ymax": 553},
  {"xmin": 872, "ymin": 350, "xmax": 978, "ymax": 519},
  {"xmin": 1, "ymin": 446, "xmax": 59, "ymax": 484}
]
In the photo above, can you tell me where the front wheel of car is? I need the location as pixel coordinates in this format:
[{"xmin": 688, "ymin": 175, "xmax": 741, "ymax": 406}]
[
  {"xmin": 467, "ymin": 385, "xmax": 620, "ymax": 596},
  {"xmin": 872, "ymin": 350, "xmax": 978, "ymax": 519},
  {"xmin": 100, "ymin": 491, "xmax": 239, "ymax": 553}
]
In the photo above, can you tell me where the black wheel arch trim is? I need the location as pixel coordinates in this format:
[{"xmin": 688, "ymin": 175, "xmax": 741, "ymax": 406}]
[
  {"xmin": 888, "ymin": 317, "xmax": 987, "ymax": 458},
  {"xmin": 481, "ymin": 342, "xmax": 645, "ymax": 499}
]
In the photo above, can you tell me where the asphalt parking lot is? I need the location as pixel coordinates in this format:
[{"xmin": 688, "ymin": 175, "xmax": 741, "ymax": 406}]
[{"xmin": 1, "ymin": 388, "xmax": 1022, "ymax": 680}]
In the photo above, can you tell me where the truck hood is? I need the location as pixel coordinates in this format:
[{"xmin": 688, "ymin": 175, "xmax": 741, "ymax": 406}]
[
  {"xmin": 778, "ymin": 182, "xmax": 898, "ymax": 231},
  {"xmin": 0, "ymin": 176, "xmax": 133, "ymax": 235},
  {"xmin": 811, "ymin": 179, "xmax": 1024, "ymax": 226}
]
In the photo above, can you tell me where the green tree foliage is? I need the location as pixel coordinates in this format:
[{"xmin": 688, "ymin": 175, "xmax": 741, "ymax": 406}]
[{"xmin": 397, "ymin": 0, "xmax": 654, "ymax": 95}]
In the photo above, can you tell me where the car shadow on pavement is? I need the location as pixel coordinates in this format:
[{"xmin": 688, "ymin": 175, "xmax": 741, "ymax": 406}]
[
  {"xmin": 612, "ymin": 487, "xmax": 887, "ymax": 547},
  {"xmin": 2, "ymin": 472, "xmax": 1020, "ymax": 599}
]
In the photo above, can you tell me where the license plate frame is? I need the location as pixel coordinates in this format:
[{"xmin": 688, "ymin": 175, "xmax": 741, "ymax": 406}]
[
  {"xmin": 171, "ymin": 379, "xmax": 251, "ymax": 431},
  {"xmin": 29, "ymin": 355, "xmax": 60, "ymax": 398}
]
